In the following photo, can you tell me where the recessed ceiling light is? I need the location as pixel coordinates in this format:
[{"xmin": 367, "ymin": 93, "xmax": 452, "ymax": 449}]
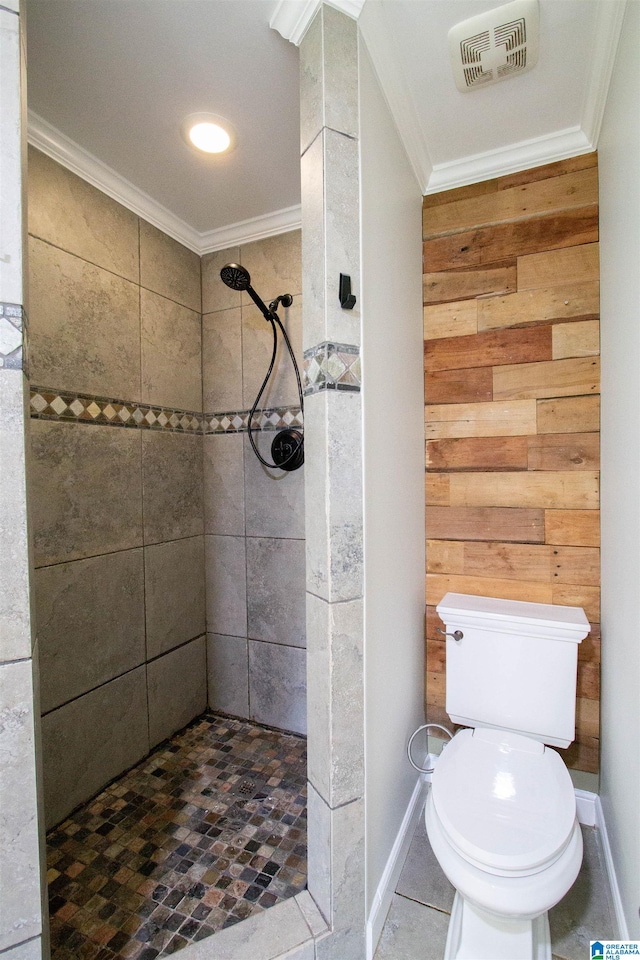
[{"xmin": 181, "ymin": 113, "xmax": 236, "ymax": 155}]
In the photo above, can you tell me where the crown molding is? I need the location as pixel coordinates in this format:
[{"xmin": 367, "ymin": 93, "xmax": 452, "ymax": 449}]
[
  {"xmin": 359, "ymin": 3, "xmax": 433, "ymax": 194},
  {"xmin": 270, "ymin": 0, "xmax": 365, "ymax": 46},
  {"xmin": 199, "ymin": 205, "xmax": 301, "ymax": 254},
  {"xmin": 362, "ymin": 0, "xmax": 624, "ymax": 196},
  {"xmin": 581, "ymin": 0, "xmax": 627, "ymax": 148},
  {"xmin": 28, "ymin": 111, "xmax": 202, "ymax": 253},
  {"xmin": 424, "ymin": 126, "xmax": 593, "ymax": 195},
  {"xmin": 27, "ymin": 111, "xmax": 300, "ymax": 255}
]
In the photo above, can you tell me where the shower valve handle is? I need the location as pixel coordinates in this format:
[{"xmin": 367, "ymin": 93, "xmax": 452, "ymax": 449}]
[{"xmin": 437, "ymin": 628, "xmax": 463, "ymax": 642}]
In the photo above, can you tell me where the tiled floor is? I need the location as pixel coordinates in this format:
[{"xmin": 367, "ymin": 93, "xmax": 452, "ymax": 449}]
[
  {"xmin": 46, "ymin": 714, "xmax": 307, "ymax": 960},
  {"xmin": 375, "ymin": 799, "xmax": 618, "ymax": 960}
]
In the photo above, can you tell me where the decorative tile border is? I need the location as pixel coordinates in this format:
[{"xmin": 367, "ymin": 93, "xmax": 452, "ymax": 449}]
[
  {"xmin": 0, "ymin": 302, "xmax": 28, "ymax": 374},
  {"xmin": 205, "ymin": 407, "xmax": 303, "ymax": 435},
  {"xmin": 303, "ymin": 341, "xmax": 361, "ymax": 395},
  {"xmin": 30, "ymin": 386, "xmax": 303, "ymax": 436}
]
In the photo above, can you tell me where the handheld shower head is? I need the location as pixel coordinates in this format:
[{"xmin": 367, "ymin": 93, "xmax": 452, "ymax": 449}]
[{"xmin": 220, "ymin": 263, "xmax": 251, "ymax": 291}]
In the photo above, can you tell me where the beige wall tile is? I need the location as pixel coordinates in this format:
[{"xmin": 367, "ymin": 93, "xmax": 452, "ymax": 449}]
[
  {"xmin": 0, "ymin": 659, "xmax": 42, "ymax": 952},
  {"xmin": 29, "ymin": 237, "xmax": 141, "ymax": 398},
  {"xmin": 203, "ymin": 433, "xmax": 245, "ymax": 536},
  {"xmin": 28, "ymin": 146, "xmax": 138, "ymax": 283},
  {"xmin": 147, "ymin": 637, "xmax": 206, "ymax": 747},
  {"xmin": 249, "ymin": 640, "xmax": 306, "ymax": 735},
  {"xmin": 139, "ymin": 219, "xmax": 201, "ymax": 313},
  {"xmin": 202, "ymin": 307, "xmax": 243, "ymax": 412},
  {"xmin": 239, "ymin": 231, "xmax": 302, "ymax": 305},
  {"xmin": 0, "ymin": 373, "xmax": 33, "ymax": 661},
  {"xmin": 141, "ymin": 431, "xmax": 203, "ymax": 544},
  {"xmin": 205, "ymin": 535, "xmax": 247, "ymax": 638},
  {"xmin": 242, "ymin": 299, "xmax": 302, "ymax": 409},
  {"xmin": 201, "ymin": 247, "xmax": 241, "ymax": 314},
  {"xmin": 41, "ymin": 666, "xmax": 149, "ymax": 829},
  {"xmin": 246, "ymin": 538, "xmax": 306, "ymax": 648},
  {"xmin": 141, "ymin": 288, "xmax": 202, "ymax": 411},
  {"xmin": 243, "ymin": 433, "xmax": 305, "ymax": 539},
  {"xmin": 31, "ymin": 420, "xmax": 143, "ymax": 566},
  {"xmin": 36, "ymin": 549, "xmax": 145, "ymax": 713},
  {"xmin": 144, "ymin": 537, "xmax": 205, "ymax": 659},
  {"xmin": 207, "ymin": 633, "xmax": 249, "ymax": 718}
]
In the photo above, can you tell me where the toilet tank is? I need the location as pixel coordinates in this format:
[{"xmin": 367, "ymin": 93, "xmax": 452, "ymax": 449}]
[{"xmin": 436, "ymin": 593, "xmax": 590, "ymax": 748}]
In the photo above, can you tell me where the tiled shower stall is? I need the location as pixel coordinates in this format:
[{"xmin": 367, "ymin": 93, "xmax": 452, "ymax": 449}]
[{"xmin": 27, "ymin": 145, "xmax": 307, "ymax": 829}]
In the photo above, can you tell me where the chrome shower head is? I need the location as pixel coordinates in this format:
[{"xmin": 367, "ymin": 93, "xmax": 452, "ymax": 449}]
[{"xmin": 220, "ymin": 263, "xmax": 251, "ymax": 291}]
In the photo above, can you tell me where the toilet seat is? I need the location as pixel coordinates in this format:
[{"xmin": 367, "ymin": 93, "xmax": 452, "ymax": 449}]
[{"xmin": 432, "ymin": 728, "xmax": 576, "ymax": 877}]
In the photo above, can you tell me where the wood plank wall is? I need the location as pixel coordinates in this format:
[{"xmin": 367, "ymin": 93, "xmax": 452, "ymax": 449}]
[{"xmin": 423, "ymin": 153, "xmax": 600, "ymax": 774}]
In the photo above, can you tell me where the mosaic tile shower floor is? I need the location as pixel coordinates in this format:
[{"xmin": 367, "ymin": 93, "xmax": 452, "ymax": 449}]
[{"xmin": 46, "ymin": 714, "xmax": 307, "ymax": 960}]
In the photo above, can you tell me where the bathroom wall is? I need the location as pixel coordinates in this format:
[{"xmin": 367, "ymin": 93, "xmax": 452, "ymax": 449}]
[
  {"xmin": 358, "ymin": 36, "xmax": 426, "ymax": 922},
  {"xmin": 201, "ymin": 233, "xmax": 306, "ymax": 735},
  {"xmin": 423, "ymin": 154, "xmax": 601, "ymax": 774},
  {"xmin": 28, "ymin": 147, "xmax": 207, "ymax": 828},
  {"xmin": 0, "ymin": 3, "xmax": 48, "ymax": 954},
  {"xmin": 598, "ymin": 0, "xmax": 640, "ymax": 936}
]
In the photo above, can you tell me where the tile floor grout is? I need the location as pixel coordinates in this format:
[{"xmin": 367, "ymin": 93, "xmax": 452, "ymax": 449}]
[{"xmin": 46, "ymin": 713, "xmax": 307, "ymax": 960}]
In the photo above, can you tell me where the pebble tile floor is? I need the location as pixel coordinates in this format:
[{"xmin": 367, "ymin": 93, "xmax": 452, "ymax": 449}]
[
  {"xmin": 375, "ymin": 799, "xmax": 618, "ymax": 960},
  {"xmin": 46, "ymin": 714, "xmax": 307, "ymax": 960}
]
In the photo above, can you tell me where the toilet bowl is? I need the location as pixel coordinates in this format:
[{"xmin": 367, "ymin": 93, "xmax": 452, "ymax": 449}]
[
  {"xmin": 425, "ymin": 728, "xmax": 583, "ymax": 959},
  {"xmin": 423, "ymin": 593, "xmax": 590, "ymax": 960}
]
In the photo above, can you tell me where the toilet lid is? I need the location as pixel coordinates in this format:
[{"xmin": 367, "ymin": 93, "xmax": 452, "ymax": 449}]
[{"xmin": 432, "ymin": 728, "xmax": 576, "ymax": 874}]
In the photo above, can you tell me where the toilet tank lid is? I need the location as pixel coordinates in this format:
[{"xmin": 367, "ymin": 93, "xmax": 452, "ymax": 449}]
[{"xmin": 436, "ymin": 593, "xmax": 590, "ymax": 642}]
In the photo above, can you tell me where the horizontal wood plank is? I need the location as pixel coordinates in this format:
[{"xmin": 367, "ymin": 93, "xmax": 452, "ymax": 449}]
[
  {"xmin": 425, "ymin": 473, "xmax": 450, "ymax": 506},
  {"xmin": 426, "ymin": 639, "xmax": 446, "ymax": 673},
  {"xmin": 493, "ymin": 356, "xmax": 600, "ymax": 401},
  {"xmin": 425, "ymin": 399, "xmax": 537, "ymax": 439},
  {"xmin": 423, "ymin": 209, "xmax": 599, "ymax": 273},
  {"xmin": 425, "ymin": 325, "xmax": 552, "ymax": 373},
  {"xmin": 426, "ymin": 672, "xmax": 446, "ymax": 706},
  {"xmin": 537, "ymin": 395, "xmax": 600, "ymax": 434},
  {"xmin": 477, "ymin": 281, "xmax": 599, "ymax": 332},
  {"xmin": 577, "ymin": 660, "xmax": 600, "ymax": 700},
  {"xmin": 424, "ymin": 298, "xmax": 478, "ymax": 340},
  {"xmin": 426, "ymin": 506, "xmax": 545, "ymax": 543},
  {"xmin": 494, "ymin": 153, "xmax": 597, "ymax": 192},
  {"xmin": 552, "ymin": 320, "xmax": 600, "ymax": 359},
  {"xmin": 545, "ymin": 510, "xmax": 600, "ymax": 547},
  {"xmin": 424, "ymin": 262, "xmax": 517, "ymax": 304},
  {"xmin": 426, "ymin": 540, "xmax": 465, "ymax": 575},
  {"xmin": 423, "ymin": 168, "xmax": 598, "ymax": 240},
  {"xmin": 576, "ymin": 695, "xmax": 600, "ymax": 738},
  {"xmin": 517, "ymin": 242, "xmax": 599, "ymax": 290},
  {"xmin": 462, "ymin": 541, "xmax": 551, "ymax": 582},
  {"xmin": 447, "ymin": 471, "xmax": 599, "ymax": 510},
  {"xmin": 424, "ymin": 367, "xmax": 494, "ymax": 404},
  {"xmin": 579, "ymin": 625, "xmax": 601, "ymax": 663},
  {"xmin": 422, "ymin": 154, "xmax": 597, "ymax": 212},
  {"xmin": 552, "ymin": 546, "xmax": 600, "ymax": 586},
  {"xmin": 563, "ymin": 736, "xmax": 599, "ymax": 774},
  {"xmin": 426, "ymin": 573, "xmax": 553, "ymax": 606},
  {"xmin": 527, "ymin": 433, "xmax": 600, "ymax": 471},
  {"xmin": 552, "ymin": 584, "xmax": 600, "ymax": 622},
  {"xmin": 425, "ymin": 605, "xmax": 445, "ymax": 641},
  {"xmin": 426, "ymin": 436, "xmax": 529, "ymax": 471}
]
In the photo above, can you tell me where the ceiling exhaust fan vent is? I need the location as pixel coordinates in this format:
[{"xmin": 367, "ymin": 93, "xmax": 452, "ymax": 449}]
[{"xmin": 449, "ymin": 0, "xmax": 539, "ymax": 93}]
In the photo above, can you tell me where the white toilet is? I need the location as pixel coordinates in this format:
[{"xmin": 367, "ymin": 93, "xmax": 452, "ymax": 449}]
[{"xmin": 425, "ymin": 592, "xmax": 590, "ymax": 960}]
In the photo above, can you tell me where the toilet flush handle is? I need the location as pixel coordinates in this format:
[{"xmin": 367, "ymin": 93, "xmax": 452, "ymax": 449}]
[{"xmin": 437, "ymin": 628, "xmax": 463, "ymax": 642}]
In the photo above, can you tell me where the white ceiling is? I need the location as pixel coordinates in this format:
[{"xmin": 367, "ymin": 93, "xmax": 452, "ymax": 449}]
[{"xmin": 25, "ymin": 0, "xmax": 625, "ymax": 253}]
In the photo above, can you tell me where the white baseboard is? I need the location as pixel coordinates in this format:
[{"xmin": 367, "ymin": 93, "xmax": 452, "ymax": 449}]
[
  {"xmin": 595, "ymin": 795, "xmax": 630, "ymax": 940},
  {"xmin": 575, "ymin": 788, "xmax": 597, "ymax": 827},
  {"xmin": 366, "ymin": 776, "xmax": 429, "ymax": 960}
]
